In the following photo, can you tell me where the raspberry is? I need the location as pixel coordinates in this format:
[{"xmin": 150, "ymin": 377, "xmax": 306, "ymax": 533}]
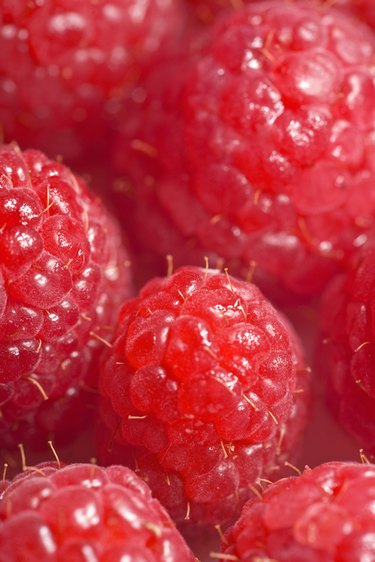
[
  {"xmin": 220, "ymin": 461, "xmax": 375, "ymax": 562},
  {"xmin": 113, "ymin": 0, "xmax": 375, "ymax": 299},
  {"xmin": 97, "ymin": 265, "xmax": 310, "ymax": 525},
  {"xmin": 320, "ymin": 236, "xmax": 375, "ymax": 454},
  {"xmin": 0, "ymin": 462, "xmax": 195, "ymax": 561},
  {"xmin": 0, "ymin": 0, "xmax": 182, "ymax": 163},
  {"xmin": 0, "ymin": 143, "xmax": 132, "ymax": 450}
]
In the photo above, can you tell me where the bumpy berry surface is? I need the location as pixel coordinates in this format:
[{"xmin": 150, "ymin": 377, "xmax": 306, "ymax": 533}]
[
  {"xmin": 0, "ymin": 143, "xmax": 132, "ymax": 449},
  {"xmin": 186, "ymin": 0, "xmax": 375, "ymax": 29},
  {"xmin": 0, "ymin": 0, "xmax": 182, "ymax": 162},
  {"xmin": 321, "ymin": 237, "xmax": 375, "ymax": 454},
  {"xmin": 222, "ymin": 461, "xmax": 375, "ymax": 562},
  {"xmin": 0, "ymin": 462, "xmax": 195, "ymax": 562},
  {"xmin": 114, "ymin": 0, "xmax": 375, "ymax": 298},
  {"xmin": 337, "ymin": 0, "xmax": 375, "ymax": 30},
  {"xmin": 185, "ymin": 0, "xmax": 238, "ymax": 25},
  {"xmin": 97, "ymin": 265, "xmax": 310, "ymax": 525}
]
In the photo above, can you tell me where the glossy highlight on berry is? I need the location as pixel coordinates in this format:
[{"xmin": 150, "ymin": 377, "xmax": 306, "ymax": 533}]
[
  {"xmin": 0, "ymin": 462, "xmax": 195, "ymax": 562},
  {"xmin": 98, "ymin": 265, "xmax": 310, "ymax": 525},
  {"xmin": 114, "ymin": 0, "xmax": 375, "ymax": 299},
  {"xmin": 222, "ymin": 461, "xmax": 375, "ymax": 562},
  {"xmin": 0, "ymin": 143, "xmax": 132, "ymax": 450}
]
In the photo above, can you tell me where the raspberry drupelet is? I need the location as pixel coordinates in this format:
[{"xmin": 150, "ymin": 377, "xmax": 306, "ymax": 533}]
[
  {"xmin": 185, "ymin": 0, "xmax": 237, "ymax": 25},
  {"xmin": 357, "ymin": 4, "xmax": 375, "ymax": 29},
  {"xmin": 0, "ymin": 462, "xmax": 196, "ymax": 562},
  {"xmin": 114, "ymin": 0, "xmax": 375, "ymax": 299},
  {"xmin": 0, "ymin": 0, "xmax": 183, "ymax": 163},
  {"xmin": 97, "ymin": 265, "xmax": 310, "ymax": 526},
  {"xmin": 337, "ymin": 0, "xmax": 375, "ymax": 30},
  {"xmin": 220, "ymin": 461, "xmax": 375, "ymax": 562},
  {"xmin": 0, "ymin": 143, "xmax": 132, "ymax": 450},
  {"xmin": 321, "ymin": 236, "xmax": 375, "ymax": 455}
]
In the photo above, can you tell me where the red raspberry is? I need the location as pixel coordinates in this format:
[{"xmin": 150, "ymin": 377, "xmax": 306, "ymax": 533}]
[
  {"xmin": 0, "ymin": 143, "xmax": 132, "ymax": 450},
  {"xmin": 220, "ymin": 461, "xmax": 375, "ymax": 562},
  {"xmin": 321, "ymin": 237, "xmax": 375, "ymax": 455},
  {"xmin": 0, "ymin": 462, "xmax": 195, "ymax": 561},
  {"xmin": 0, "ymin": 0, "xmax": 182, "ymax": 163},
  {"xmin": 113, "ymin": 0, "xmax": 375, "ymax": 299},
  {"xmin": 97, "ymin": 265, "xmax": 310, "ymax": 525}
]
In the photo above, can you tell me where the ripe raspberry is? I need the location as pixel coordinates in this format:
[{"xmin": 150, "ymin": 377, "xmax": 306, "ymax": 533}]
[
  {"xmin": 320, "ymin": 236, "xmax": 375, "ymax": 454},
  {"xmin": 220, "ymin": 461, "xmax": 375, "ymax": 562},
  {"xmin": 0, "ymin": 462, "xmax": 195, "ymax": 561},
  {"xmin": 113, "ymin": 0, "xmax": 375, "ymax": 299},
  {"xmin": 0, "ymin": 0, "xmax": 182, "ymax": 162},
  {"xmin": 97, "ymin": 265, "xmax": 310, "ymax": 525},
  {"xmin": 0, "ymin": 143, "xmax": 132, "ymax": 450}
]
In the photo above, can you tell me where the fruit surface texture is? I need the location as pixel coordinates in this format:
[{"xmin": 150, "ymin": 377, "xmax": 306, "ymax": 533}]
[
  {"xmin": 0, "ymin": 462, "xmax": 195, "ymax": 561},
  {"xmin": 222, "ymin": 461, "xmax": 375, "ymax": 562},
  {"xmin": 0, "ymin": 144, "xmax": 132, "ymax": 448},
  {"xmin": 98, "ymin": 266, "xmax": 310, "ymax": 525},
  {"xmin": 321, "ymin": 239, "xmax": 375, "ymax": 454},
  {"xmin": 186, "ymin": 0, "xmax": 375, "ymax": 29},
  {"xmin": 0, "ymin": 0, "xmax": 181, "ymax": 161},
  {"xmin": 114, "ymin": 0, "xmax": 375, "ymax": 298}
]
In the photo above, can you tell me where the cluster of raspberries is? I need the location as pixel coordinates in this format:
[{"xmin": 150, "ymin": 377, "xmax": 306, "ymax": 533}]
[{"xmin": 2, "ymin": 2, "xmax": 375, "ymax": 562}]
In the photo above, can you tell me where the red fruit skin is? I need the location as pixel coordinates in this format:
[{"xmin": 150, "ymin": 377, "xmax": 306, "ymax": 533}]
[
  {"xmin": 186, "ymin": 0, "xmax": 375, "ymax": 30},
  {"xmin": 184, "ymin": 0, "xmax": 239, "ymax": 27},
  {"xmin": 356, "ymin": 2, "xmax": 375, "ymax": 29},
  {"xmin": 222, "ymin": 461, "xmax": 375, "ymax": 562},
  {"xmin": 0, "ymin": 0, "xmax": 183, "ymax": 163},
  {"xmin": 0, "ymin": 462, "xmax": 195, "ymax": 562},
  {"xmin": 336, "ymin": 0, "xmax": 375, "ymax": 30},
  {"xmin": 113, "ymin": 0, "xmax": 375, "ymax": 300},
  {"xmin": 97, "ymin": 266, "xmax": 310, "ymax": 526},
  {"xmin": 320, "ymin": 236, "xmax": 375, "ymax": 455},
  {"xmin": 0, "ymin": 144, "xmax": 132, "ymax": 450}
]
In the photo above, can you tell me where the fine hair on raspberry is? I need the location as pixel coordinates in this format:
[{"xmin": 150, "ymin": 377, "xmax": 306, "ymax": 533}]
[
  {"xmin": 321, "ymin": 235, "xmax": 375, "ymax": 454},
  {"xmin": 0, "ymin": 143, "xmax": 132, "ymax": 450},
  {"xmin": 98, "ymin": 265, "xmax": 310, "ymax": 525},
  {"xmin": 221, "ymin": 461, "xmax": 375, "ymax": 562},
  {"xmin": 113, "ymin": 0, "xmax": 375, "ymax": 299},
  {"xmin": 0, "ymin": 461, "xmax": 195, "ymax": 561},
  {"xmin": 0, "ymin": 0, "xmax": 183, "ymax": 162}
]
